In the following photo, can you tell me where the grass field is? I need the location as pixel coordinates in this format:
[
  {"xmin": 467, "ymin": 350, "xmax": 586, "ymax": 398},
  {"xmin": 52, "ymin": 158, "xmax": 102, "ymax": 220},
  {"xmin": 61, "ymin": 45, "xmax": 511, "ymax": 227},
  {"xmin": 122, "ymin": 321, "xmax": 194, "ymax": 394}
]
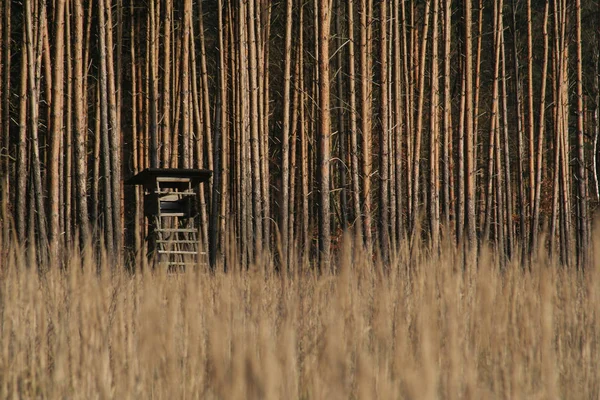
[{"xmin": 0, "ymin": 234, "xmax": 598, "ymax": 399}]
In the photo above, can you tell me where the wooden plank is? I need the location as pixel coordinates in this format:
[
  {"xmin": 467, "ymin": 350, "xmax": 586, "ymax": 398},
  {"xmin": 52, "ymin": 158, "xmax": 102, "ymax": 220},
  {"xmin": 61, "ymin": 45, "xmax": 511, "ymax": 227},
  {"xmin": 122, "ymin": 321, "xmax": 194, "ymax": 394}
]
[
  {"xmin": 155, "ymin": 228, "xmax": 198, "ymax": 233},
  {"xmin": 158, "ymin": 250, "xmax": 198, "ymax": 255}
]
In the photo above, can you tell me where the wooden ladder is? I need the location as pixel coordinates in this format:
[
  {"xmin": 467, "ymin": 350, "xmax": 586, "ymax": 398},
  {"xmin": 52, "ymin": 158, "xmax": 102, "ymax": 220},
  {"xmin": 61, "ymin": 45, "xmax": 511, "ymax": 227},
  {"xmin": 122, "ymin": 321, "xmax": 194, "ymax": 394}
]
[{"xmin": 150, "ymin": 177, "xmax": 205, "ymax": 271}]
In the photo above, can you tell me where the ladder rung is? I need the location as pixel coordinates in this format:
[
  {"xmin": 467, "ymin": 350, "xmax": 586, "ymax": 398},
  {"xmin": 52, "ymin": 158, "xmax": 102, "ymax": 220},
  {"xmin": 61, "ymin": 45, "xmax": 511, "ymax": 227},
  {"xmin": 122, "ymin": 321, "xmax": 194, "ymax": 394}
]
[
  {"xmin": 157, "ymin": 239, "xmax": 198, "ymax": 244},
  {"xmin": 155, "ymin": 228, "xmax": 198, "ymax": 233},
  {"xmin": 159, "ymin": 212, "xmax": 187, "ymax": 217},
  {"xmin": 158, "ymin": 250, "xmax": 198, "ymax": 255},
  {"xmin": 159, "ymin": 262, "xmax": 198, "ymax": 266},
  {"xmin": 155, "ymin": 190, "xmax": 196, "ymax": 196}
]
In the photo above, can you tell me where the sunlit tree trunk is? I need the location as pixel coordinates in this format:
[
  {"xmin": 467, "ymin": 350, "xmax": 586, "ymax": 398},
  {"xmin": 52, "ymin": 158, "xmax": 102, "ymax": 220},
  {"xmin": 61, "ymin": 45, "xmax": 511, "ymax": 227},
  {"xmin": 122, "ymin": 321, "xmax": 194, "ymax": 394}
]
[
  {"xmin": 74, "ymin": 0, "xmax": 89, "ymax": 245},
  {"xmin": 348, "ymin": 0, "xmax": 362, "ymax": 240},
  {"xmin": 442, "ymin": 0, "xmax": 452, "ymax": 239},
  {"xmin": 281, "ymin": 0, "xmax": 293, "ymax": 259},
  {"xmin": 25, "ymin": 0, "xmax": 48, "ymax": 257},
  {"xmin": 318, "ymin": 0, "xmax": 332, "ymax": 269},
  {"xmin": 16, "ymin": 26, "xmax": 28, "ymax": 242},
  {"xmin": 575, "ymin": 0, "xmax": 588, "ymax": 267},
  {"xmin": 531, "ymin": 2, "xmax": 549, "ymax": 252},
  {"xmin": 464, "ymin": 0, "xmax": 477, "ymax": 252},
  {"xmin": 360, "ymin": 0, "xmax": 372, "ymax": 246},
  {"xmin": 429, "ymin": 0, "xmax": 440, "ymax": 251},
  {"xmin": 98, "ymin": 0, "xmax": 114, "ymax": 254},
  {"xmin": 410, "ymin": 0, "xmax": 431, "ymax": 239},
  {"xmin": 48, "ymin": 0, "xmax": 66, "ymax": 260},
  {"xmin": 379, "ymin": 0, "xmax": 390, "ymax": 258}
]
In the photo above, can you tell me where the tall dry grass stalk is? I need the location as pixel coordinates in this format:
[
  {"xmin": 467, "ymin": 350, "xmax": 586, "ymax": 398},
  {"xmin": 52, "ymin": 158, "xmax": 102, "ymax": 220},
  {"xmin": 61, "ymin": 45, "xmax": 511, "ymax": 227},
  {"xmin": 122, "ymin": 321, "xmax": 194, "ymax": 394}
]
[{"xmin": 0, "ymin": 230, "xmax": 599, "ymax": 399}]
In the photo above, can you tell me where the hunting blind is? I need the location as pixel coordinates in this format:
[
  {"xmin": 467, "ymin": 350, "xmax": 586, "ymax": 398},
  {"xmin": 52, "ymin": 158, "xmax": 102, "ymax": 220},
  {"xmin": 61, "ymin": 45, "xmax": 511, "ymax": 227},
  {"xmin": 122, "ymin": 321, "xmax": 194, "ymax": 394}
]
[{"xmin": 125, "ymin": 168, "xmax": 212, "ymax": 270}]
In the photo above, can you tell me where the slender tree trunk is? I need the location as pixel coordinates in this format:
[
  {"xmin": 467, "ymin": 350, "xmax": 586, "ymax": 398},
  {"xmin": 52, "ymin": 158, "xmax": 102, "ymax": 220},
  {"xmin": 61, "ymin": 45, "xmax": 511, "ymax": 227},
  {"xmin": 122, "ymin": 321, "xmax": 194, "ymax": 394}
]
[
  {"xmin": 465, "ymin": 0, "xmax": 477, "ymax": 252},
  {"xmin": 181, "ymin": 0, "xmax": 191, "ymax": 168},
  {"xmin": 149, "ymin": 0, "xmax": 159, "ymax": 168},
  {"xmin": 98, "ymin": 0, "xmax": 114, "ymax": 254},
  {"xmin": 65, "ymin": 2, "xmax": 73, "ymax": 246},
  {"xmin": 247, "ymin": 0, "xmax": 263, "ymax": 254},
  {"xmin": 130, "ymin": 0, "xmax": 140, "ymax": 252},
  {"xmin": 410, "ymin": 0, "xmax": 431, "ymax": 238},
  {"xmin": 74, "ymin": 0, "xmax": 89, "ymax": 245},
  {"xmin": 360, "ymin": 0, "xmax": 372, "ymax": 246},
  {"xmin": 25, "ymin": 0, "xmax": 48, "ymax": 258},
  {"xmin": 337, "ymin": 0, "xmax": 348, "ymax": 232},
  {"xmin": 92, "ymin": 86, "xmax": 101, "ymax": 230},
  {"xmin": 429, "ymin": 0, "xmax": 440, "ymax": 250},
  {"xmin": 0, "ymin": 0, "xmax": 9, "ymax": 208},
  {"xmin": 379, "ymin": 0, "xmax": 390, "ymax": 258},
  {"xmin": 48, "ymin": 0, "xmax": 66, "ymax": 260},
  {"xmin": 500, "ymin": 16, "xmax": 514, "ymax": 258},
  {"xmin": 162, "ymin": 0, "xmax": 172, "ymax": 167},
  {"xmin": 575, "ymin": 0, "xmax": 588, "ymax": 267},
  {"xmin": 105, "ymin": 0, "xmax": 122, "ymax": 257},
  {"xmin": 442, "ymin": 0, "xmax": 452, "ymax": 239},
  {"xmin": 484, "ymin": 0, "xmax": 502, "ymax": 243},
  {"xmin": 510, "ymin": 0, "xmax": 527, "ymax": 255},
  {"xmin": 531, "ymin": 2, "xmax": 549, "ymax": 252},
  {"xmin": 198, "ymin": 0, "xmax": 213, "ymax": 173},
  {"xmin": 348, "ymin": 0, "xmax": 362, "ymax": 239},
  {"xmin": 527, "ymin": 0, "xmax": 535, "ymax": 216},
  {"xmin": 393, "ymin": 0, "xmax": 404, "ymax": 244},
  {"xmin": 17, "ymin": 28, "xmax": 28, "ymax": 242},
  {"xmin": 299, "ymin": 5, "xmax": 309, "ymax": 252},
  {"xmin": 318, "ymin": 0, "xmax": 332, "ymax": 269},
  {"xmin": 473, "ymin": 0, "xmax": 484, "ymax": 228},
  {"xmin": 281, "ymin": 0, "xmax": 293, "ymax": 259}
]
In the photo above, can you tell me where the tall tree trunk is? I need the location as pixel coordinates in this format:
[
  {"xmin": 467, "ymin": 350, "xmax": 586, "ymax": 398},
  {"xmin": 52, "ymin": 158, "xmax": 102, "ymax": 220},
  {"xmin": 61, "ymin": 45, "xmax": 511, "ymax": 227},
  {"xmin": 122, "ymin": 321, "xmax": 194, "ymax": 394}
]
[
  {"xmin": 74, "ymin": 0, "xmax": 89, "ymax": 245},
  {"xmin": 575, "ymin": 0, "xmax": 588, "ymax": 267},
  {"xmin": 65, "ymin": 1, "xmax": 73, "ymax": 246},
  {"xmin": 500, "ymin": 14, "xmax": 514, "ymax": 258},
  {"xmin": 442, "ymin": 0, "xmax": 452, "ymax": 239},
  {"xmin": 181, "ymin": 0, "xmax": 191, "ymax": 168},
  {"xmin": 149, "ymin": 0, "xmax": 159, "ymax": 168},
  {"xmin": 98, "ymin": 0, "xmax": 114, "ymax": 254},
  {"xmin": 281, "ymin": 0, "xmax": 293, "ymax": 260},
  {"xmin": 49, "ymin": 0, "xmax": 66, "ymax": 260},
  {"xmin": 429, "ymin": 0, "xmax": 440, "ymax": 250},
  {"xmin": 348, "ymin": 0, "xmax": 362, "ymax": 239},
  {"xmin": 299, "ymin": 5, "xmax": 309, "ymax": 252},
  {"xmin": 379, "ymin": 0, "xmax": 390, "ymax": 258},
  {"xmin": 510, "ymin": 0, "xmax": 527, "ymax": 255},
  {"xmin": 248, "ymin": 0, "xmax": 263, "ymax": 254},
  {"xmin": 17, "ymin": 27, "xmax": 28, "ymax": 242},
  {"xmin": 105, "ymin": 0, "xmax": 122, "ymax": 257},
  {"xmin": 531, "ymin": 2, "xmax": 549, "ymax": 252},
  {"xmin": 393, "ymin": 0, "xmax": 404, "ymax": 244},
  {"xmin": 410, "ymin": 0, "xmax": 431, "ymax": 239},
  {"xmin": 360, "ymin": 0, "xmax": 372, "ymax": 246},
  {"xmin": 162, "ymin": 0, "xmax": 172, "ymax": 167},
  {"xmin": 0, "ymin": 0, "xmax": 8, "ymax": 209},
  {"xmin": 337, "ymin": 0, "xmax": 348, "ymax": 232},
  {"xmin": 318, "ymin": 0, "xmax": 332, "ymax": 269},
  {"xmin": 526, "ymin": 0, "xmax": 535, "ymax": 217},
  {"xmin": 465, "ymin": 0, "xmax": 477, "ymax": 252},
  {"xmin": 25, "ymin": 0, "xmax": 48, "ymax": 258},
  {"xmin": 483, "ymin": 0, "xmax": 502, "ymax": 243}
]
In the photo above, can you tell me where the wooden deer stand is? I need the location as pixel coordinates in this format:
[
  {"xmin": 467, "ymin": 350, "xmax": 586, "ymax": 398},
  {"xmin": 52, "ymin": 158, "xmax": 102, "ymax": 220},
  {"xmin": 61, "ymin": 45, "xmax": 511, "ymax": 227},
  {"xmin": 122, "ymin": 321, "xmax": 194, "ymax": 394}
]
[{"xmin": 125, "ymin": 168, "xmax": 212, "ymax": 271}]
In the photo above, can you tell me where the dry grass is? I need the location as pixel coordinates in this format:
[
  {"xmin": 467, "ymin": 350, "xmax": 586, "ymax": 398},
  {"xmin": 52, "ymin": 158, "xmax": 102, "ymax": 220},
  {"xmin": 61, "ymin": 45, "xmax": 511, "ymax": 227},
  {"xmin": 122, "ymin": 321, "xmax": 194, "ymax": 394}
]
[{"xmin": 0, "ymin": 233, "xmax": 599, "ymax": 399}]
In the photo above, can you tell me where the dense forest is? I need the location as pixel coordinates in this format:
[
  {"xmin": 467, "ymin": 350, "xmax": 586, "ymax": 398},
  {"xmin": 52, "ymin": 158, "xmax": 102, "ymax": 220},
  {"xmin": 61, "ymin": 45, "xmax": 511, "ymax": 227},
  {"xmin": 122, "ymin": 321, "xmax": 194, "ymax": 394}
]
[{"xmin": 0, "ymin": 0, "xmax": 598, "ymax": 268}]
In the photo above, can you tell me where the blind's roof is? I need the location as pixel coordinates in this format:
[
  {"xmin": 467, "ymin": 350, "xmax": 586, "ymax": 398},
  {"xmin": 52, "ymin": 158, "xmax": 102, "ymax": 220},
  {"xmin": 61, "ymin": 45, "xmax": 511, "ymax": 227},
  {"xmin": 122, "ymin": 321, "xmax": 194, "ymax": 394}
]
[{"xmin": 124, "ymin": 168, "xmax": 212, "ymax": 186}]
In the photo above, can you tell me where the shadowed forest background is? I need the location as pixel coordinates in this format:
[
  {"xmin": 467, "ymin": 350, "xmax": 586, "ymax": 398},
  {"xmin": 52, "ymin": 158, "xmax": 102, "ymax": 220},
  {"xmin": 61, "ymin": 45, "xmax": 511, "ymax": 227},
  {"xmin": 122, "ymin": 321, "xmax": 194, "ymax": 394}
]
[{"xmin": 0, "ymin": 0, "xmax": 599, "ymax": 267}]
